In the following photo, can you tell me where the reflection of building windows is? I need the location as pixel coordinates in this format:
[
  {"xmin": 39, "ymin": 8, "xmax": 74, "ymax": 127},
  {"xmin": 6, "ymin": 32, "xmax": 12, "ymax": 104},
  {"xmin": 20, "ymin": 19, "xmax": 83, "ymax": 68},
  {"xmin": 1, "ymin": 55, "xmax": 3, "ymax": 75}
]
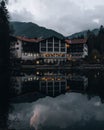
[
  {"xmin": 55, "ymin": 86, "xmax": 59, "ymax": 90},
  {"xmin": 41, "ymin": 82, "xmax": 46, "ymax": 86},
  {"xmin": 48, "ymin": 86, "xmax": 52, "ymax": 91},
  {"xmin": 61, "ymin": 82, "xmax": 65, "ymax": 86},
  {"xmin": 55, "ymin": 82, "xmax": 59, "ymax": 86},
  {"xmin": 48, "ymin": 82, "xmax": 53, "ymax": 86}
]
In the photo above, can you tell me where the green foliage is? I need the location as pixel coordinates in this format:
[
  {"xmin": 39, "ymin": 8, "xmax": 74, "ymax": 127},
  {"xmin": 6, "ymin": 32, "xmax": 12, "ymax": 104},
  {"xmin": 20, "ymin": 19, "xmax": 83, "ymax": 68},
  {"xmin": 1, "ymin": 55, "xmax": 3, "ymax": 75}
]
[
  {"xmin": 10, "ymin": 21, "xmax": 64, "ymax": 39},
  {"xmin": 87, "ymin": 25, "xmax": 104, "ymax": 58},
  {"xmin": 0, "ymin": 0, "xmax": 10, "ymax": 64},
  {"xmin": 68, "ymin": 28, "xmax": 99, "ymax": 39},
  {"xmin": 91, "ymin": 49, "xmax": 100, "ymax": 59}
]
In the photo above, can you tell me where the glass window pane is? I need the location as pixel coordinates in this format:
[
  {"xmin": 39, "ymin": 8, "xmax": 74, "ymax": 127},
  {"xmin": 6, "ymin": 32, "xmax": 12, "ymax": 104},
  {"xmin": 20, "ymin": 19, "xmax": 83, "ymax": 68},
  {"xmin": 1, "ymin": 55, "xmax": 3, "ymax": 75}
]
[
  {"xmin": 48, "ymin": 48, "xmax": 53, "ymax": 52},
  {"xmin": 41, "ymin": 42, "xmax": 46, "ymax": 47},
  {"xmin": 61, "ymin": 43, "xmax": 65, "ymax": 47},
  {"xmin": 61, "ymin": 48, "xmax": 65, "ymax": 52},
  {"xmin": 48, "ymin": 43, "xmax": 53, "ymax": 47},
  {"xmin": 41, "ymin": 48, "xmax": 46, "ymax": 51},
  {"xmin": 54, "ymin": 43, "xmax": 59, "ymax": 47},
  {"xmin": 54, "ymin": 48, "xmax": 59, "ymax": 52}
]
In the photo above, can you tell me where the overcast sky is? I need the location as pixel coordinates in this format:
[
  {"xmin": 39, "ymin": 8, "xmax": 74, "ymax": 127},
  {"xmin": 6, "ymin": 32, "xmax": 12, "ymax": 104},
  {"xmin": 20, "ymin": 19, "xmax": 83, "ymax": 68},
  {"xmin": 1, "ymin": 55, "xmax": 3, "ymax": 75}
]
[{"xmin": 7, "ymin": 0, "xmax": 104, "ymax": 36}]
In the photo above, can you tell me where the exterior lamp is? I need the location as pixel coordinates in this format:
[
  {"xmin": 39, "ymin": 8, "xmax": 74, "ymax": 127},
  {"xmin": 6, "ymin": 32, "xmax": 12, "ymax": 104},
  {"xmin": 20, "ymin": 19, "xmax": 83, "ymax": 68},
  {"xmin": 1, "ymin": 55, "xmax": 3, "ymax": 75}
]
[
  {"xmin": 36, "ymin": 61, "xmax": 39, "ymax": 64},
  {"xmin": 66, "ymin": 44, "xmax": 70, "ymax": 48},
  {"xmin": 36, "ymin": 72, "xmax": 39, "ymax": 75},
  {"xmin": 94, "ymin": 55, "xmax": 97, "ymax": 59}
]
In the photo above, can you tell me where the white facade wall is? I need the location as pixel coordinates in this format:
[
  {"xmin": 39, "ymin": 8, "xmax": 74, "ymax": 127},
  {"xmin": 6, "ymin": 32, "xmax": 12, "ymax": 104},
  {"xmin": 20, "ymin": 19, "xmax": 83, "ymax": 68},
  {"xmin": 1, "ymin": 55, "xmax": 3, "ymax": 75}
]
[
  {"xmin": 21, "ymin": 53, "xmax": 39, "ymax": 60},
  {"xmin": 13, "ymin": 39, "xmax": 39, "ymax": 60},
  {"xmin": 13, "ymin": 40, "xmax": 22, "ymax": 58},
  {"xmin": 83, "ymin": 44, "xmax": 88, "ymax": 58}
]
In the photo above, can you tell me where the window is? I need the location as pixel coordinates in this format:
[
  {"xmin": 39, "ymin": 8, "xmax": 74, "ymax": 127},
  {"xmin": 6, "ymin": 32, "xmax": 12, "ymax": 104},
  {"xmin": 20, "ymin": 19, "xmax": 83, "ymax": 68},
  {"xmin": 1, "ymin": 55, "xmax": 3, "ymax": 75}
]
[
  {"xmin": 61, "ymin": 82, "xmax": 65, "ymax": 86},
  {"xmin": 41, "ymin": 81, "xmax": 46, "ymax": 86},
  {"xmin": 54, "ymin": 48, "xmax": 59, "ymax": 52},
  {"xmin": 48, "ymin": 43, "xmax": 53, "ymax": 47},
  {"xmin": 48, "ymin": 82, "xmax": 53, "ymax": 86},
  {"xmin": 54, "ymin": 43, "xmax": 59, "ymax": 47},
  {"xmin": 41, "ymin": 42, "xmax": 46, "ymax": 48},
  {"xmin": 61, "ymin": 48, "xmax": 65, "ymax": 52},
  {"xmin": 61, "ymin": 43, "xmax": 65, "ymax": 47},
  {"xmin": 41, "ymin": 48, "xmax": 46, "ymax": 52},
  {"xmin": 48, "ymin": 48, "xmax": 53, "ymax": 52},
  {"xmin": 55, "ymin": 82, "xmax": 59, "ymax": 86}
]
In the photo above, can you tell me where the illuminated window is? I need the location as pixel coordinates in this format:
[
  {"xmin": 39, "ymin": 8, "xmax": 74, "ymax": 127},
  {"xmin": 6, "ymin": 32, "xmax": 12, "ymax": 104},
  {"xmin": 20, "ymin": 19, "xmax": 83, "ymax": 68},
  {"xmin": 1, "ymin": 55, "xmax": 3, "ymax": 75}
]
[
  {"xmin": 36, "ymin": 61, "xmax": 39, "ymax": 64},
  {"xmin": 24, "ymin": 53, "xmax": 27, "ymax": 56}
]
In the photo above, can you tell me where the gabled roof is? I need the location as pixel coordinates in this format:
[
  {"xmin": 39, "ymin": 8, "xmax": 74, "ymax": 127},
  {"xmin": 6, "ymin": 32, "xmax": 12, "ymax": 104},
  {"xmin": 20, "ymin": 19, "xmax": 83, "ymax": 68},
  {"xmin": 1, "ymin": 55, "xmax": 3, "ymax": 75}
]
[
  {"xmin": 16, "ymin": 36, "xmax": 43, "ymax": 43},
  {"xmin": 66, "ymin": 38, "xmax": 87, "ymax": 44}
]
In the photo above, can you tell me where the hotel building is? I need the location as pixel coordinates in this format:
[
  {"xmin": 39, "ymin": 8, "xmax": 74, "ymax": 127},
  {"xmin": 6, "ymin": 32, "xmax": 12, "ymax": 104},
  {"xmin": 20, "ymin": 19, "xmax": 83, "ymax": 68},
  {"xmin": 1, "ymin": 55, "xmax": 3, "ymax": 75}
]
[
  {"xmin": 66, "ymin": 38, "xmax": 88, "ymax": 60},
  {"xmin": 11, "ymin": 36, "xmax": 69, "ymax": 64},
  {"xmin": 11, "ymin": 36, "xmax": 41, "ymax": 60},
  {"xmin": 39, "ymin": 36, "xmax": 67, "ymax": 64},
  {"xmin": 11, "ymin": 36, "xmax": 88, "ymax": 63}
]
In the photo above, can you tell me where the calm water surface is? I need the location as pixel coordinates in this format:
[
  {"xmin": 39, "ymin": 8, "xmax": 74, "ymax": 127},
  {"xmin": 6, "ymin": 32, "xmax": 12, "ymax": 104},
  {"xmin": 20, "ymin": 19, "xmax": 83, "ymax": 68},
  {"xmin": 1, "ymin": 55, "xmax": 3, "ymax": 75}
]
[{"xmin": 1, "ymin": 70, "xmax": 104, "ymax": 130}]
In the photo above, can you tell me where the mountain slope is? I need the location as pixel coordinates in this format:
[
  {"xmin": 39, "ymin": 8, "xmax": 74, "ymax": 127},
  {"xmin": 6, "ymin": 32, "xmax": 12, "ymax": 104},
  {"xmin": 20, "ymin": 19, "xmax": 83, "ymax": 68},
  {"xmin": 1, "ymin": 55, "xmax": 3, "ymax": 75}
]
[
  {"xmin": 10, "ymin": 21, "xmax": 64, "ymax": 39},
  {"xmin": 67, "ymin": 29, "xmax": 99, "ymax": 39}
]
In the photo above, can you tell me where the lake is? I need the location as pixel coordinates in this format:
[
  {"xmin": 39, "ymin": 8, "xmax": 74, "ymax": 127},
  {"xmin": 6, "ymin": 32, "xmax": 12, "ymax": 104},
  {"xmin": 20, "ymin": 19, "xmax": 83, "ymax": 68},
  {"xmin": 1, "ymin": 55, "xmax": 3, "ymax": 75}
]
[{"xmin": 1, "ymin": 69, "xmax": 104, "ymax": 130}]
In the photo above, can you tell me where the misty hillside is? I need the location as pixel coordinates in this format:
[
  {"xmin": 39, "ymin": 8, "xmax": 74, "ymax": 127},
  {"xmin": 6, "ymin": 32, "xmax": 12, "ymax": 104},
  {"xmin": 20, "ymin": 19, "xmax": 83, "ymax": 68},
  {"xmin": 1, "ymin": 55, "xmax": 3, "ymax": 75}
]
[
  {"xmin": 67, "ymin": 29, "xmax": 99, "ymax": 39},
  {"xmin": 10, "ymin": 21, "xmax": 64, "ymax": 39}
]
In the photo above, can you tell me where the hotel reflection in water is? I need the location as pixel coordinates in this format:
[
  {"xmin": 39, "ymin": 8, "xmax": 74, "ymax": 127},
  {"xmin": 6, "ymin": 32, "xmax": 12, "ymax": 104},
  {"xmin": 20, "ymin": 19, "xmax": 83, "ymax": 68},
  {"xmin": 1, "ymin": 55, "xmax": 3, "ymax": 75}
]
[{"xmin": 11, "ymin": 71, "xmax": 88, "ymax": 97}]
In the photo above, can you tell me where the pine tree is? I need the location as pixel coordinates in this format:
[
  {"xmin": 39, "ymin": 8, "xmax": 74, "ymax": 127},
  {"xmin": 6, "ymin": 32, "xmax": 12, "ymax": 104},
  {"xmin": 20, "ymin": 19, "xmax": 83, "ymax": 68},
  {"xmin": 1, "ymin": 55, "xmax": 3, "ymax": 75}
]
[
  {"xmin": 98, "ymin": 25, "xmax": 104, "ymax": 55},
  {"xmin": 0, "ymin": 0, "xmax": 10, "ymax": 129},
  {"xmin": 87, "ymin": 31, "xmax": 96, "ymax": 55},
  {"xmin": 0, "ymin": 0, "xmax": 10, "ymax": 67}
]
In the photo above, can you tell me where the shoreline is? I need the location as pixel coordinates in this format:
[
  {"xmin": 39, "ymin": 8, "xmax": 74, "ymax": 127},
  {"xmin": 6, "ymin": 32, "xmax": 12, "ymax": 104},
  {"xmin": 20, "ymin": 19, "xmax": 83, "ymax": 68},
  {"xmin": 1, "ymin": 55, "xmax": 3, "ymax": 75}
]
[{"xmin": 21, "ymin": 64, "xmax": 104, "ymax": 70}]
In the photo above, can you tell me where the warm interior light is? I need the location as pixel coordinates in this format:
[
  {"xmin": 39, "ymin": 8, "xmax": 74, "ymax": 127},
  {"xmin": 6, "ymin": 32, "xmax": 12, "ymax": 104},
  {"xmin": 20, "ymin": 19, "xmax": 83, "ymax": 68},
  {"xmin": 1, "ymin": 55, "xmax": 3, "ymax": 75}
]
[
  {"xmin": 36, "ymin": 61, "xmax": 39, "ymax": 64},
  {"xmin": 36, "ymin": 72, "xmax": 39, "ymax": 75}
]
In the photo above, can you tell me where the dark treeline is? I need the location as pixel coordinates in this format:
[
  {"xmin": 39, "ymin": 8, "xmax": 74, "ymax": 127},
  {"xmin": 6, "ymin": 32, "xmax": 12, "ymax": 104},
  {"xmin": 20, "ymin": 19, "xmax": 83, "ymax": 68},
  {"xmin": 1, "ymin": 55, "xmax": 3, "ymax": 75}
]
[
  {"xmin": 87, "ymin": 25, "xmax": 104, "ymax": 61},
  {"xmin": 0, "ymin": 0, "xmax": 11, "ymax": 129}
]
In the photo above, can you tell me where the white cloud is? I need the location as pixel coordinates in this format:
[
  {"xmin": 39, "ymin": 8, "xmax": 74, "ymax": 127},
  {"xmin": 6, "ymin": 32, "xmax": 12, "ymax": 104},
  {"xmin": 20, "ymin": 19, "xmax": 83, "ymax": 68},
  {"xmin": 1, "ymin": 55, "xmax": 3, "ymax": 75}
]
[
  {"xmin": 93, "ymin": 19, "xmax": 100, "ymax": 24},
  {"xmin": 7, "ymin": 0, "xmax": 104, "ymax": 35}
]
